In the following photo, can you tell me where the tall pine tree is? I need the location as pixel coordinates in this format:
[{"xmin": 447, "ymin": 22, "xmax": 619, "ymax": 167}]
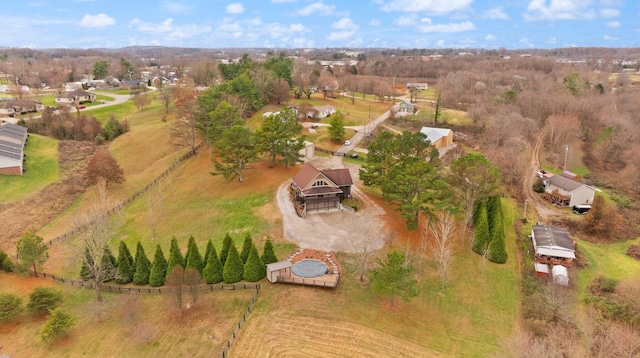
[
  {"xmin": 185, "ymin": 236, "xmax": 204, "ymax": 274},
  {"xmin": 202, "ymin": 244, "xmax": 223, "ymax": 284},
  {"xmin": 99, "ymin": 247, "xmax": 117, "ymax": 282},
  {"xmin": 220, "ymin": 233, "xmax": 233, "ymax": 265},
  {"xmin": 166, "ymin": 237, "xmax": 184, "ymax": 278},
  {"xmin": 149, "ymin": 245, "xmax": 168, "ymax": 287},
  {"xmin": 243, "ymin": 245, "xmax": 265, "ymax": 282},
  {"xmin": 80, "ymin": 247, "xmax": 94, "ymax": 281},
  {"xmin": 203, "ymin": 240, "xmax": 214, "ymax": 265},
  {"xmin": 133, "ymin": 242, "xmax": 151, "ymax": 285},
  {"xmin": 222, "ymin": 243, "xmax": 243, "ymax": 283},
  {"xmin": 240, "ymin": 233, "xmax": 253, "ymax": 264},
  {"xmin": 472, "ymin": 202, "xmax": 491, "ymax": 255},
  {"xmin": 261, "ymin": 238, "xmax": 278, "ymax": 265},
  {"xmin": 115, "ymin": 241, "xmax": 134, "ymax": 284}
]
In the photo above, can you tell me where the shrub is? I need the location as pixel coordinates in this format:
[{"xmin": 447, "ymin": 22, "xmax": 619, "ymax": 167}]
[
  {"xmin": 261, "ymin": 238, "xmax": 278, "ymax": 265},
  {"xmin": 80, "ymin": 247, "xmax": 94, "ymax": 281},
  {"xmin": 0, "ymin": 249, "xmax": 14, "ymax": 272},
  {"xmin": 166, "ymin": 237, "xmax": 184, "ymax": 277},
  {"xmin": 0, "ymin": 293, "xmax": 23, "ymax": 322},
  {"xmin": 132, "ymin": 242, "xmax": 151, "ymax": 285},
  {"xmin": 149, "ymin": 245, "xmax": 167, "ymax": 287},
  {"xmin": 243, "ymin": 245, "xmax": 265, "ymax": 282},
  {"xmin": 40, "ymin": 308, "xmax": 75, "ymax": 343},
  {"xmin": 222, "ymin": 244, "xmax": 243, "ymax": 283},
  {"xmin": 115, "ymin": 241, "xmax": 134, "ymax": 284},
  {"xmin": 185, "ymin": 236, "xmax": 204, "ymax": 274},
  {"xmin": 99, "ymin": 246, "xmax": 117, "ymax": 282},
  {"xmin": 240, "ymin": 233, "xmax": 253, "ymax": 264},
  {"xmin": 589, "ymin": 276, "xmax": 619, "ymax": 295},
  {"xmin": 472, "ymin": 203, "xmax": 490, "ymax": 255},
  {"xmin": 202, "ymin": 244, "xmax": 223, "ymax": 284},
  {"xmin": 220, "ymin": 233, "xmax": 233, "ymax": 265},
  {"xmin": 27, "ymin": 287, "xmax": 63, "ymax": 315}
]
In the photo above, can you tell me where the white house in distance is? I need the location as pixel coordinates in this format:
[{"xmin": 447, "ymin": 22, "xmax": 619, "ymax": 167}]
[
  {"xmin": 0, "ymin": 123, "xmax": 28, "ymax": 175},
  {"xmin": 406, "ymin": 82, "xmax": 428, "ymax": 90},
  {"xmin": 307, "ymin": 105, "xmax": 336, "ymax": 119},
  {"xmin": 55, "ymin": 90, "xmax": 96, "ymax": 106},
  {"xmin": 543, "ymin": 175, "xmax": 595, "ymax": 207}
]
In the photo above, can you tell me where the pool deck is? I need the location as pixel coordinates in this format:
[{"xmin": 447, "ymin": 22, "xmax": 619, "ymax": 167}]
[{"xmin": 278, "ymin": 248, "xmax": 342, "ymax": 288}]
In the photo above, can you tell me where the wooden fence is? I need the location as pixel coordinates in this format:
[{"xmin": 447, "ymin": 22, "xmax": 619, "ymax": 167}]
[
  {"xmin": 36, "ymin": 271, "xmax": 260, "ymax": 295},
  {"xmin": 220, "ymin": 284, "xmax": 261, "ymax": 358},
  {"xmin": 42, "ymin": 141, "xmax": 206, "ymax": 248},
  {"xmin": 276, "ymin": 276, "xmax": 338, "ymax": 288}
]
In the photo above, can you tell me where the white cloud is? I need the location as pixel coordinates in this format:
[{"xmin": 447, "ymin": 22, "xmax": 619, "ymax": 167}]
[
  {"xmin": 161, "ymin": 1, "xmax": 192, "ymax": 14},
  {"xmin": 327, "ymin": 31, "xmax": 355, "ymax": 41},
  {"xmin": 296, "ymin": 1, "xmax": 335, "ymax": 16},
  {"xmin": 130, "ymin": 17, "xmax": 210, "ymax": 40},
  {"xmin": 394, "ymin": 14, "xmax": 418, "ymax": 26},
  {"xmin": 548, "ymin": 37, "xmax": 557, "ymax": 44},
  {"xmin": 600, "ymin": 8, "xmax": 619, "ymax": 17},
  {"xmin": 603, "ymin": 34, "xmax": 617, "ymax": 40},
  {"xmin": 272, "ymin": 0, "xmax": 296, "ymax": 2},
  {"xmin": 436, "ymin": 39, "xmax": 445, "ymax": 47},
  {"xmin": 79, "ymin": 14, "xmax": 115, "ymax": 27},
  {"xmin": 368, "ymin": 19, "xmax": 381, "ymax": 26},
  {"xmin": 606, "ymin": 21, "xmax": 619, "ymax": 28},
  {"xmin": 525, "ymin": 0, "xmax": 597, "ymax": 21},
  {"xmin": 380, "ymin": 0, "xmax": 473, "ymax": 14},
  {"xmin": 416, "ymin": 20, "xmax": 475, "ymax": 33},
  {"xmin": 483, "ymin": 6, "xmax": 509, "ymax": 20},
  {"xmin": 226, "ymin": 3, "xmax": 245, "ymax": 14},
  {"xmin": 485, "ymin": 34, "xmax": 496, "ymax": 41},
  {"xmin": 332, "ymin": 17, "xmax": 358, "ymax": 30}
]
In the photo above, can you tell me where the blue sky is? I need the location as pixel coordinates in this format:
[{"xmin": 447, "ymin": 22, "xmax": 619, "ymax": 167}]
[{"xmin": 2, "ymin": 0, "xmax": 638, "ymax": 49}]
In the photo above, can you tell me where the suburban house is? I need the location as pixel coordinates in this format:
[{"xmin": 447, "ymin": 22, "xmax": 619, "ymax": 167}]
[
  {"xmin": 291, "ymin": 163, "xmax": 353, "ymax": 212},
  {"xmin": 395, "ymin": 101, "xmax": 415, "ymax": 114},
  {"xmin": 55, "ymin": 90, "xmax": 96, "ymax": 106},
  {"xmin": 419, "ymin": 127, "xmax": 454, "ymax": 150},
  {"xmin": 543, "ymin": 174, "xmax": 595, "ymax": 207},
  {"xmin": 406, "ymin": 82, "xmax": 429, "ymax": 90},
  {"xmin": 0, "ymin": 99, "xmax": 44, "ymax": 117},
  {"xmin": 307, "ymin": 105, "xmax": 336, "ymax": 119},
  {"xmin": 531, "ymin": 224, "xmax": 575, "ymax": 268},
  {"xmin": 0, "ymin": 123, "xmax": 28, "ymax": 175}
]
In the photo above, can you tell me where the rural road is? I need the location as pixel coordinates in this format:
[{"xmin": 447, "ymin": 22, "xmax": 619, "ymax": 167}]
[{"xmin": 522, "ymin": 126, "xmax": 563, "ymax": 221}]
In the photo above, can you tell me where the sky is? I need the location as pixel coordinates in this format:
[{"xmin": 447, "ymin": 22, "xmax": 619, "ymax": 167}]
[{"xmin": 2, "ymin": 0, "xmax": 639, "ymax": 50}]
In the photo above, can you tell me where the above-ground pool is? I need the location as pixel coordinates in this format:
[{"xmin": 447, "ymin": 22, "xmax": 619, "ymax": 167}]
[{"xmin": 292, "ymin": 260, "xmax": 329, "ymax": 278}]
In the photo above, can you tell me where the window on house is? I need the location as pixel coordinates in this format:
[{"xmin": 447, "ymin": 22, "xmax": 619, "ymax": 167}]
[{"xmin": 312, "ymin": 180, "xmax": 328, "ymax": 187}]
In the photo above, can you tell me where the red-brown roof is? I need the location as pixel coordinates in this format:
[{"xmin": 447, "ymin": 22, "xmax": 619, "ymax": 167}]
[
  {"xmin": 321, "ymin": 168, "xmax": 353, "ymax": 186},
  {"xmin": 291, "ymin": 163, "xmax": 320, "ymax": 189}
]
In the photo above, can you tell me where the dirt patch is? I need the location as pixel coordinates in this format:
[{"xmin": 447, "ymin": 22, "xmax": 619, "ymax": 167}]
[{"xmin": 0, "ymin": 141, "xmax": 96, "ymax": 252}]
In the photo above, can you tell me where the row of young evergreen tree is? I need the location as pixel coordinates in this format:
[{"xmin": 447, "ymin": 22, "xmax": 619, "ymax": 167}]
[
  {"xmin": 80, "ymin": 233, "xmax": 278, "ymax": 287},
  {"xmin": 471, "ymin": 195, "xmax": 508, "ymax": 264}
]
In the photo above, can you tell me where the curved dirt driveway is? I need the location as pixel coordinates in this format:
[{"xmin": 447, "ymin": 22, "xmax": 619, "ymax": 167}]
[
  {"xmin": 275, "ymin": 157, "xmax": 388, "ymax": 253},
  {"xmin": 523, "ymin": 127, "xmax": 563, "ymax": 221}
]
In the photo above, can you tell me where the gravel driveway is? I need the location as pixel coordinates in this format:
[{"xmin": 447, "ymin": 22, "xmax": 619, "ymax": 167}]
[{"xmin": 275, "ymin": 157, "xmax": 388, "ymax": 253}]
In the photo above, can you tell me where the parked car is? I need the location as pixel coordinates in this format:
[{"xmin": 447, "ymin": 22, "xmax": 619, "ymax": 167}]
[
  {"xmin": 311, "ymin": 124, "xmax": 319, "ymax": 129},
  {"xmin": 350, "ymin": 153, "xmax": 358, "ymax": 158},
  {"xmin": 76, "ymin": 105, "xmax": 86, "ymax": 109},
  {"xmin": 536, "ymin": 170, "xmax": 548, "ymax": 179},
  {"xmin": 344, "ymin": 140, "xmax": 351, "ymax": 146},
  {"xmin": 572, "ymin": 205, "xmax": 591, "ymax": 215}
]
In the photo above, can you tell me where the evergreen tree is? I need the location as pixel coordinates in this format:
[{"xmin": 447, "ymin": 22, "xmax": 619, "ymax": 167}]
[
  {"xmin": 487, "ymin": 195, "xmax": 503, "ymax": 234},
  {"xmin": 133, "ymin": 242, "xmax": 151, "ymax": 285},
  {"xmin": 80, "ymin": 247, "xmax": 94, "ymax": 281},
  {"xmin": 220, "ymin": 233, "xmax": 233, "ymax": 265},
  {"xmin": 240, "ymin": 233, "xmax": 253, "ymax": 264},
  {"xmin": 243, "ymin": 245, "xmax": 265, "ymax": 282},
  {"xmin": 166, "ymin": 237, "xmax": 184, "ymax": 277},
  {"xmin": 203, "ymin": 240, "xmax": 214, "ymax": 265},
  {"xmin": 99, "ymin": 246, "xmax": 117, "ymax": 282},
  {"xmin": 487, "ymin": 203, "xmax": 508, "ymax": 263},
  {"xmin": 27, "ymin": 287, "xmax": 63, "ymax": 315},
  {"xmin": 261, "ymin": 238, "xmax": 278, "ymax": 265},
  {"xmin": 222, "ymin": 243, "xmax": 243, "ymax": 283},
  {"xmin": 149, "ymin": 245, "xmax": 168, "ymax": 287},
  {"xmin": 472, "ymin": 203, "xmax": 491, "ymax": 255},
  {"xmin": 202, "ymin": 245, "xmax": 223, "ymax": 284},
  {"xmin": 185, "ymin": 236, "xmax": 204, "ymax": 274},
  {"xmin": 370, "ymin": 250, "xmax": 418, "ymax": 306},
  {"xmin": 471, "ymin": 199, "xmax": 485, "ymax": 227},
  {"xmin": 115, "ymin": 241, "xmax": 134, "ymax": 284}
]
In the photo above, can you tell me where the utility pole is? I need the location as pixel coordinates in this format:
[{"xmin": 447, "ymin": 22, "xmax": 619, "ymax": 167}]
[{"xmin": 563, "ymin": 144, "xmax": 569, "ymax": 172}]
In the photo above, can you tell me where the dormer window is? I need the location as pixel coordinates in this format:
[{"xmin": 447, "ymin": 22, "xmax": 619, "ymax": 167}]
[{"xmin": 312, "ymin": 180, "xmax": 328, "ymax": 187}]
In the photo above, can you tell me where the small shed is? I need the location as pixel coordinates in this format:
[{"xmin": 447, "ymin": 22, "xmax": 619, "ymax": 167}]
[
  {"xmin": 266, "ymin": 260, "xmax": 293, "ymax": 283},
  {"xmin": 552, "ymin": 265, "xmax": 569, "ymax": 286},
  {"xmin": 534, "ymin": 263, "xmax": 549, "ymax": 277}
]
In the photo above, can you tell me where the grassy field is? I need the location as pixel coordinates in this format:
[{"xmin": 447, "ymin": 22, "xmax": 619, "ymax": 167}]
[{"xmin": 0, "ymin": 134, "xmax": 59, "ymax": 204}]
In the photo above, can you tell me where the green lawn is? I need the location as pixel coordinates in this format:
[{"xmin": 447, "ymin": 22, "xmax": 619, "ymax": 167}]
[{"xmin": 0, "ymin": 134, "xmax": 59, "ymax": 204}]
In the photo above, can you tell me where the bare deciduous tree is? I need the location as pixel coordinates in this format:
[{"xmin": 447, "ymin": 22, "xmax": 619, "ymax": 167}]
[
  {"xmin": 342, "ymin": 212, "xmax": 385, "ymax": 282},
  {"xmin": 425, "ymin": 212, "xmax": 457, "ymax": 294},
  {"xmin": 75, "ymin": 178, "xmax": 122, "ymax": 302},
  {"xmin": 165, "ymin": 266, "xmax": 184, "ymax": 318}
]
